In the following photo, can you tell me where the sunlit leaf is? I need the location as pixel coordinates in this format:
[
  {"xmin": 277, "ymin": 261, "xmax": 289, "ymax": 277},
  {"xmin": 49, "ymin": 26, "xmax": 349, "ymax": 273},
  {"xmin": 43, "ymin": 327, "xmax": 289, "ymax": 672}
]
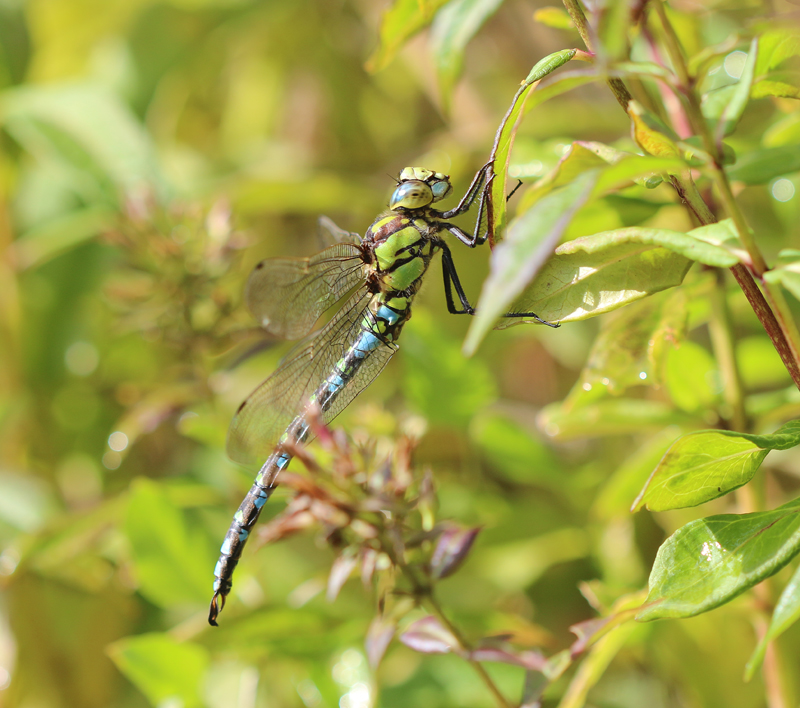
[
  {"xmin": 752, "ymin": 79, "xmax": 800, "ymax": 99},
  {"xmin": 108, "ymin": 633, "xmax": 209, "ymax": 708},
  {"xmin": 638, "ymin": 495, "xmax": 800, "ymax": 621},
  {"xmin": 754, "ymin": 28, "xmax": 800, "ymax": 75},
  {"xmin": 633, "ymin": 421, "xmax": 800, "ymax": 512},
  {"xmin": 464, "ymin": 170, "xmax": 597, "ymax": 354},
  {"xmin": 497, "ymin": 228, "xmax": 697, "ymax": 327},
  {"xmin": 628, "ymin": 100, "xmax": 681, "ymax": 158}
]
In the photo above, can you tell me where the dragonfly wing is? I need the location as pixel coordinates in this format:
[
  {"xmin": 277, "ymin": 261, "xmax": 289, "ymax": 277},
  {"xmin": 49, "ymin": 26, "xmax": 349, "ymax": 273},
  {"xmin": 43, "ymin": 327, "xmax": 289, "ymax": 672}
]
[
  {"xmin": 318, "ymin": 216, "xmax": 362, "ymax": 245},
  {"xmin": 227, "ymin": 289, "xmax": 396, "ymax": 466},
  {"xmin": 245, "ymin": 243, "xmax": 365, "ymax": 340}
]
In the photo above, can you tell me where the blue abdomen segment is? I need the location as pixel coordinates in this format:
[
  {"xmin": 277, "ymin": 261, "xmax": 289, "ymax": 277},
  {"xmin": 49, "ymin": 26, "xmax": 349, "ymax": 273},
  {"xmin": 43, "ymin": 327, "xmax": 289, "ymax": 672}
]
[{"xmin": 209, "ymin": 295, "xmax": 412, "ymax": 625}]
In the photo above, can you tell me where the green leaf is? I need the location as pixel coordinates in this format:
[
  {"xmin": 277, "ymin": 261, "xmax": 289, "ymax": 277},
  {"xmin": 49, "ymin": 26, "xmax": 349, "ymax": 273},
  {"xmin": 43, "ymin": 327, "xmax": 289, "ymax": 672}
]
[
  {"xmin": 572, "ymin": 289, "xmax": 688, "ymax": 398},
  {"xmin": 108, "ymin": 633, "xmax": 209, "ymax": 708},
  {"xmin": 716, "ymin": 38, "xmax": 758, "ymax": 138},
  {"xmin": 12, "ymin": 206, "xmax": 116, "ymax": 269},
  {"xmin": 125, "ymin": 479, "xmax": 210, "ymax": 607},
  {"xmin": 745, "ymin": 562, "xmax": 800, "ymax": 680},
  {"xmin": 464, "ymin": 170, "xmax": 597, "ymax": 355},
  {"xmin": 490, "ymin": 49, "xmax": 578, "ymax": 240},
  {"xmin": 404, "ymin": 309, "xmax": 496, "ymax": 425},
  {"xmin": 430, "ymin": 0, "xmax": 504, "ymax": 110},
  {"xmin": 764, "ymin": 257, "xmax": 800, "ymax": 303},
  {"xmin": 365, "ymin": 0, "xmax": 449, "ymax": 73},
  {"xmin": 638, "ymin": 495, "xmax": 800, "ymax": 621},
  {"xmin": 533, "ymin": 6, "xmax": 574, "ymax": 30},
  {"xmin": 538, "ymin": 399, "xmax": 691, "ymax": 440},
  {"xmin": 664, "ymin": 340, "xmax": 719, "ymax": 414},
  {"xmin": 755, "ymin": 28, "xmax": 800, "ymax": 75},
  {"xmin": 634, "ymin": 421, "xmax": 800, "ymax": 512},
  {"xmin": 498, "ymin": 225, "xmax": 736, "ymax": 327},
  {"xmin": 726, "ymin": 145, "xmax": 800, "ymax": 185},
  {"xmin": 0, "ymin": 82, "xmax": 166, "ymax": 205},
  {"xmin": 752, "ymin": 79, "xmax": 800, "ymax": 99}
]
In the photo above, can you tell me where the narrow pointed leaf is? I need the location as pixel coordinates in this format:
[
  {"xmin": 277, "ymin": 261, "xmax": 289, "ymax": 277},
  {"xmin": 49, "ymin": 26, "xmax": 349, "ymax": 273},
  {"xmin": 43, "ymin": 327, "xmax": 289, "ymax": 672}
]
[
  {"xmin": 638, "ymin": 495, "xmax": 800, "ymax": 621},
  {"xmin": 366, "ymin": 614, "xmax": 397, "ymax": 669},
  {"xmin": 464, "ymin": 170, "xmax": 596, "ymax": 354},
  {"xmin": 491, "ymin": 49, "xmax": 578, "ymax": 241},
  {"xmin": 716, "ymin": 38, "xmax": 758, "ymax": 138},
  {"xmin": 327, "ymin": 552, "xmax": 359, "ymax": 601},
  {"xmin": 366, "ymin": 0, "xmax": 449, "ymax": 73},
  {"xmin": 431, "ymin": 0, "xmax": 504, "ymax": 109},
  {"xmin": 430, "ymin": 525, "xmax": 481, "ymax": 579},
  {"xmin": 633, "ymin": 421, "xmax": 800, "ymax": 512}
]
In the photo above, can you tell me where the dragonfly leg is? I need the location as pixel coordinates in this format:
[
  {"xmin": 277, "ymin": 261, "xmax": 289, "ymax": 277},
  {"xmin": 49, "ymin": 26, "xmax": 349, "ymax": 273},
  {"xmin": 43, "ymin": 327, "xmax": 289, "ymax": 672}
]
[
  {"xmin": 439, "ymin": 161, "xmax": 493, "ymax": 220},
  {"xmin": 440, "ymin": 242, "xmax": 559, "ymax": 328}
]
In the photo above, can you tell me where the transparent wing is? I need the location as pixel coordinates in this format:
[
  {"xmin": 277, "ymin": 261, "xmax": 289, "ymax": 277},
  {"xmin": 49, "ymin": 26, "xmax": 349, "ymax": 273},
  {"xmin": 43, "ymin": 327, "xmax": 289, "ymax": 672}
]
[
  {"xmin": 245, "ymin": 243, "xmax": 365, "ymax": 340},
  {"xmin": 318, "ymin": 216, "xmax": 362, "ymax": 246},
  {"xmin": 227, "ymin": 289, "xmax": 397, "ymax": 466}
]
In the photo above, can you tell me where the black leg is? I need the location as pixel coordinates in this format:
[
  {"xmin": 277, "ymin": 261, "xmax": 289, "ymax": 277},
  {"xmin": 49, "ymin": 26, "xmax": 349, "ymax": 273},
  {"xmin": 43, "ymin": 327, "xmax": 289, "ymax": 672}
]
[{"xmin": 439, "ymin": 243, "xmax": 559, "ymax": 327}]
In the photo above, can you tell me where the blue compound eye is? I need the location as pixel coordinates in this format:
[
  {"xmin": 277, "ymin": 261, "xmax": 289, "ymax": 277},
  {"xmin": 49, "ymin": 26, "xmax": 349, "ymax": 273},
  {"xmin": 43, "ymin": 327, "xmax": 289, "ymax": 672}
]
[{"xmin": 430, "ymin": 179, "xmax": 452, "ymax": 201}]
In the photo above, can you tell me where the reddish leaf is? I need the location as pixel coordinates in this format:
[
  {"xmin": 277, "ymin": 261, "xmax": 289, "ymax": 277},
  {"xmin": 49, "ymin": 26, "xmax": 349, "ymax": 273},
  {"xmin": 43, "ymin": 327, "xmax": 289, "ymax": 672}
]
[
  {"xmin": 366, "ymin": 615, "xmax": 396, "ymax": 669},
  {"xmin": 470, "ymin": 647, "xmax": 546, "ymax": 670},
  {"xmin": 430, "ymin": 525, "xmax": 481, "ymax": 579},
  {"xmin": 327, "ymin": 553, "xmax": 358, "ymax": 601},
  {"xmin": 399, "ymin": 616, "xmax": 461, "ymax": 654}
]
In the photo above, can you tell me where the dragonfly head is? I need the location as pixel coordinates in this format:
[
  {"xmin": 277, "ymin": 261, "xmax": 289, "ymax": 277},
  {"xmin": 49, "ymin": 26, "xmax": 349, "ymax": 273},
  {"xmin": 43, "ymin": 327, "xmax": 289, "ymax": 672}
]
[{"xmin": 390, "ymin": 167, "xmax": 453, "ymax": 211}]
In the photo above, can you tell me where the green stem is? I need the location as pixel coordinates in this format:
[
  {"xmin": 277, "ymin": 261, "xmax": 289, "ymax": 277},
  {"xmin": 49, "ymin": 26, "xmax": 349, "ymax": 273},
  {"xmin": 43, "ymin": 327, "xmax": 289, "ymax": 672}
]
[
  {"xmin": 707, "ymin": 268, "xmax": 747, "ymax": 431},
  {"xmin": 651, "ymin": 0, "xmax": 800, "ymax": 392},
  {"xmin": 378, "ymin": 529, "xmax": 511, "ymax": 708},
  {"xmin": 427, "ymin": 593, "xmax": 513, "ymax": 708},
  {"xmin": 561, "ymin": 0, "xmax": 631, "ymax": 109}
]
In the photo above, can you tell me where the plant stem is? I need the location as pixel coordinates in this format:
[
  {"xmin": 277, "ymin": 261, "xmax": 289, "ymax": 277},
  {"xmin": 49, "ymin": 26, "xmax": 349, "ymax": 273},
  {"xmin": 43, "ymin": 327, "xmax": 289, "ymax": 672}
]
[
  {"xmin": 561, "ymin": 0, "xmax": 631, "ymax": 109},
  {"xmin": 378, "ymin": 528, "xmax": 512, "ymax": 708},
  {"xmin": 427, "ymin": 593, "xmax": 514, "ymax": 708},
  {"xmin": 707, "ymin": 268, "xmax": 747, "ymax": 431},
  {"xmin": 650, "ymin": 0, "xmax": 800, "ymax": 391}
]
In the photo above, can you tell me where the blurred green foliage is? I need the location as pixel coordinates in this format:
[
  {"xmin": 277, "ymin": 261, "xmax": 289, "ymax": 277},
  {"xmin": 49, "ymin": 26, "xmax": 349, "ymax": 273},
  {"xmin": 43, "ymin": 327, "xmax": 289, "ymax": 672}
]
[{"xmin": 2, "ymin": 1, "xmax": 800, "ymax": 707}]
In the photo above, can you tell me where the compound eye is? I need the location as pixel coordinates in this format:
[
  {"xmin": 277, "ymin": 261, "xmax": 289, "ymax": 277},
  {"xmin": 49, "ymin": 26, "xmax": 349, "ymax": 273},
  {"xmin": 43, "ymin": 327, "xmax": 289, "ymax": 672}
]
[
  {"xmin": 390, "ymin": 180, "xmax": 434, "ymax": 210},
  {"xmin": 430, "ymin": 179, "xmax": 452, "ymax": 202}
]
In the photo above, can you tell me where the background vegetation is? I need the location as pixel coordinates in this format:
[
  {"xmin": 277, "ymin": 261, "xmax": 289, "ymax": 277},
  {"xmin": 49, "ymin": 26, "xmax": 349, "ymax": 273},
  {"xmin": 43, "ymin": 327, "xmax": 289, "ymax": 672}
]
[{"xmin": 2, "ymin": 0, "xmax": 800, "ymax": 707}]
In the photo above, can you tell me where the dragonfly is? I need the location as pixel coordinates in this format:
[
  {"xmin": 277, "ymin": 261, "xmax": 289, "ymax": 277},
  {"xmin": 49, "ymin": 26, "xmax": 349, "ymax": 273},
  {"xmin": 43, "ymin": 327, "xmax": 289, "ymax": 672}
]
[{"xmin": 209, "ymin": 162, "xmax": 556, "ymax": 625}]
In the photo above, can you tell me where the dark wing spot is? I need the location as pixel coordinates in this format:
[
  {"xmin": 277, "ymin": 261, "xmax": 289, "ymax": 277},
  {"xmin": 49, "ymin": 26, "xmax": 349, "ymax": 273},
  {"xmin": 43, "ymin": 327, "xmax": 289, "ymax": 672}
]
[
  {"xmin": 255, "ymin": 262, "xmax": 265, "ymax": 270},
  {"xmin": 237, "ymin": 400, "xmax": 247, "ymax": 413}
]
